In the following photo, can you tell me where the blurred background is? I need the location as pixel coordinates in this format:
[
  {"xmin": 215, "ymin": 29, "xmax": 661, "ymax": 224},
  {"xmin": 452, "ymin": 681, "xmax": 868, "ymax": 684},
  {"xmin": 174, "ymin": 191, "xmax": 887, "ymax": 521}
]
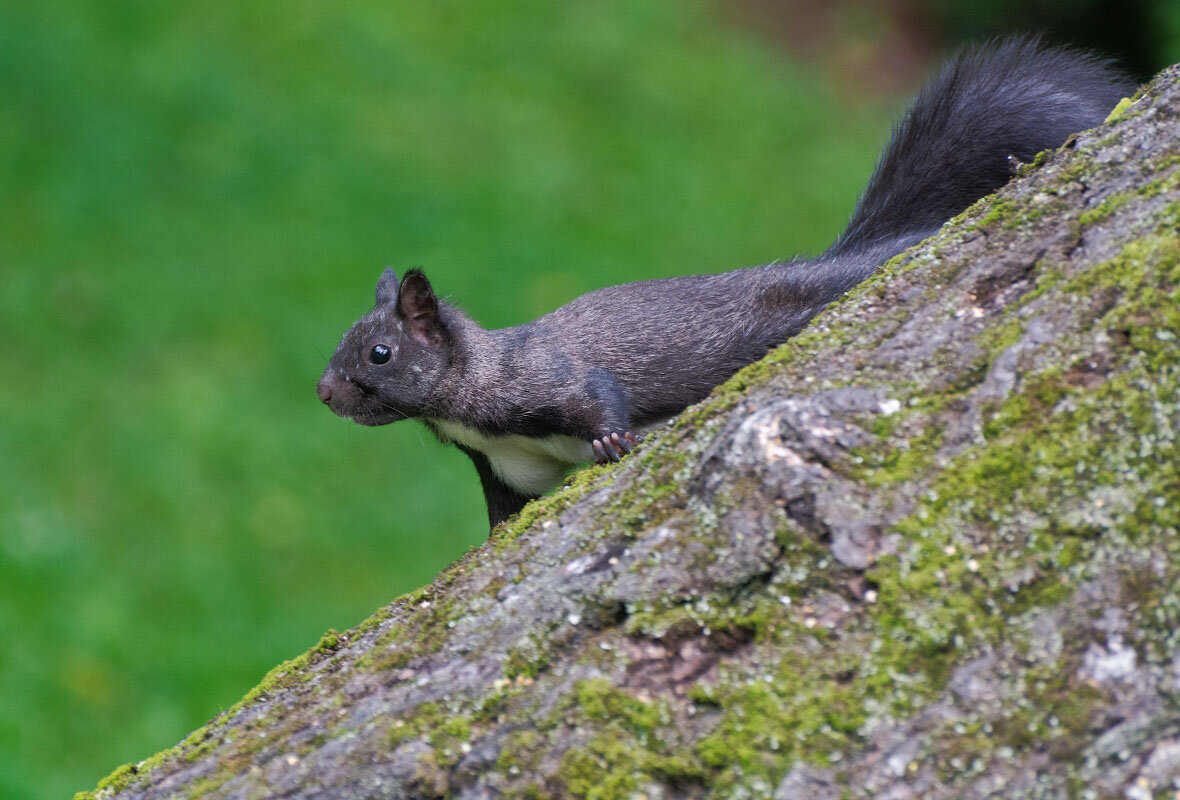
[{"xmin": 1, "ymin": 1, "xmax": 1175, "ymax": 797}]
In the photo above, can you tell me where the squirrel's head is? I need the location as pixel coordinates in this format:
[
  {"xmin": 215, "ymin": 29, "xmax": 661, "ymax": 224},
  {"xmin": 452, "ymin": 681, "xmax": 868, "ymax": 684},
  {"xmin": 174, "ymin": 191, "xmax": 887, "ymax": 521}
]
[{"xmin": 317, "ymin": 268, "xmax": 452, "ymax": 425}]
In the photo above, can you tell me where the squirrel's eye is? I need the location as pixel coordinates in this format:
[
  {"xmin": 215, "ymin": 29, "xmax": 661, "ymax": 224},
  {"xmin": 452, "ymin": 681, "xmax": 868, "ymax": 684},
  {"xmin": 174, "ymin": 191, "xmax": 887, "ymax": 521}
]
[{"xmin": 369, "ymin": 344, "xmax": 392, "ymax": 364}]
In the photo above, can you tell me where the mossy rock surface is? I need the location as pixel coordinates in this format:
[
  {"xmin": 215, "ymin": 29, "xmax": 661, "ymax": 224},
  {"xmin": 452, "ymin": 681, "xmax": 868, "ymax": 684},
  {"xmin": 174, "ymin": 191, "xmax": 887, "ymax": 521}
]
[{"xmin": 84, "ymin": 63, "xmax": 1180, "ymax": 800}]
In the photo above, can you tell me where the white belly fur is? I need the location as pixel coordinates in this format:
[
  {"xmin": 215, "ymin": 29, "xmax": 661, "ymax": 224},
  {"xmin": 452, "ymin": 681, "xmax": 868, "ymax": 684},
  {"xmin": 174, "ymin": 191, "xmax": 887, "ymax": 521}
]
[{"xmin": 429, "ymin": 419, "xmax": 595, "ymax": 497}]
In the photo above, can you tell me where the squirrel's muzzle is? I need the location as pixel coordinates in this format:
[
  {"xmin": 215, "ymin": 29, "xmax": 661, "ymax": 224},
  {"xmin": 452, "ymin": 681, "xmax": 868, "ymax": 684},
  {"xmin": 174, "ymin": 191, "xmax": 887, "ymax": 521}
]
[{"xmin": 316, "ymin": 377, "xmax": 334, "ymax": 404}]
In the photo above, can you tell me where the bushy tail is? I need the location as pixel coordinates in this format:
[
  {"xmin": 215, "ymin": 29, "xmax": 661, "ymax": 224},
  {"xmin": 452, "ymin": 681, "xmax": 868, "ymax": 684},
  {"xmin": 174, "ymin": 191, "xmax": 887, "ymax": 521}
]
[{"xmin": 828, "ymin": 35, "xmax": 1133, "ymax": 256}]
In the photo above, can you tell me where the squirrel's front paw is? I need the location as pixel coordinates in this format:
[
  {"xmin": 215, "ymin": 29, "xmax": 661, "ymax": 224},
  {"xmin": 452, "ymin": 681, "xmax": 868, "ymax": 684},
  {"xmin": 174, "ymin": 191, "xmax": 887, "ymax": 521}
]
[{"xmin": 592, "ymin": 431, "xmax": 641, "ymax": 464}]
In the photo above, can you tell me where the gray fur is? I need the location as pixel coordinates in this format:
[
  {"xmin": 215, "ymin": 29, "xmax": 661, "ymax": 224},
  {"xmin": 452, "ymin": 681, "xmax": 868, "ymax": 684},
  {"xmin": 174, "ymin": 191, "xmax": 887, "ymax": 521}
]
[{"xmin": 317, "ymin": 36, "xmax": 1133, "ymax": 528}]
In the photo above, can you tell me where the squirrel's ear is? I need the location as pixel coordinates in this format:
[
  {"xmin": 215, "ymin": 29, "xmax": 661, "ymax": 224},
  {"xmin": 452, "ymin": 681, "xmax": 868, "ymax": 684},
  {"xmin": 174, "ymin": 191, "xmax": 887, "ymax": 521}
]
[
  {"xmin": 396, "ymin": 269, "xmax": 446, "ymax": 346},
  {"xmin": 375, "ymin": 268, "xmax": 399, "ymax": 306}
]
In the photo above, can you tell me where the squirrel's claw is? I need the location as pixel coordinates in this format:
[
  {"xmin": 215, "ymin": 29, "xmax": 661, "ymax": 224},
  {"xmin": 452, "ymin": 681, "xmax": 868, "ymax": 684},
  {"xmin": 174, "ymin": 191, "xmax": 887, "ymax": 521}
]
[{"xmin": 592, "ymin": 431, "xmax": 640, "ymax": 464}]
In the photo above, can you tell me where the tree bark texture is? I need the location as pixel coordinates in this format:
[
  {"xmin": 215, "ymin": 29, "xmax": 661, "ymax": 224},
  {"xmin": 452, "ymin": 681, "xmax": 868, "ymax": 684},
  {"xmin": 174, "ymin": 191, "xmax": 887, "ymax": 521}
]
[{"xmin": 84, "ymin": 62, "xmax": 1180, "ymax": 800}]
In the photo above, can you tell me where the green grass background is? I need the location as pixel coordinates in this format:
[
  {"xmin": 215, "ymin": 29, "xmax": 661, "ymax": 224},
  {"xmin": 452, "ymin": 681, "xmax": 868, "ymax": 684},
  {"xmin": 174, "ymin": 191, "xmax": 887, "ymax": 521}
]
[{"xmin": 0, "ymin": 2, "xmax": 958, "ymax": 797}]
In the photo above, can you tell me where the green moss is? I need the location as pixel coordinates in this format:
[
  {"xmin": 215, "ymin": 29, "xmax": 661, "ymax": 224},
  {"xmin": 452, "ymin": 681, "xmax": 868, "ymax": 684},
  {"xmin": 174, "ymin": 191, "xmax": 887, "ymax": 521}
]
[
  {"xmin": 544, "ymin": 679, "xmax": 709, "ymax": 797},
  {"xmin": 1056, "ymin": 155, "xmax": 1093, "ymax": 183},
  {"xmin": 980, "ymin": 661, "xmax": 1108, "ymax": 762},
  {"xmin": 378, "ymin": 699, "xmax": 482, "ymax": 774},
  {"xmin": 1078, "ymin": 191, "xmax": 1133, "ymax": 226},
  {"xmin": 853, "ymin": 413, "xmax": 945, "ymax": 487},
  {"xmin": 496, "ymin": 729, "xmax": 543, "ymax": 773},
  {"xmin": 559, "ymin": 739, "xmax": 639, "ymax": 799},
  {"xmin": 183, "ymin": 735, "xmax": 218, "ymax": 763},
  {"xmin": 236, "ymin": 651, "xmax": 314, "ymax": 707},
  {"xmin": 558, "ymin": 731, "xmax": 706, "ymax": 800},
  {"xmin": 352, "ymin": 604, "xmax": 395, "ymax": 638},
  {"xmin": 1011, "ymin": 147, "xmax": 1054, "ymax": 178},
  {"xmin": 503, "ymin": 646, "xmax": 549, "ymax": 680},
  {"xmin": 355, "ymin": 559, "xmax": 493, "ymax": 676},
  {"xmin": 186, "ymin": 774, "xmax": 230, "ymax": 799},
  {"xmin": 575, "ymin": 679, "xmax": 658, "ymax": 732},
  {"xmin": 410, "ymin": 747, "xmax": 449, "ymax": 798},
  {"xmin": 429, "ymin": 714, "xmax": 474, "ymax": 766},
  {"xmin": 388, "ymin": 701, "xmax": 443, "ymax": 746},
  {"xmin": 976, "ymin": 198, "xmax": 1018, "ymax": 230},
  {"xmin": 490, "ymin": 464, "xmax": 610, "ymax": 552},
  {"xmin": 971, "ymin": 266, "xmax": 1065, "ymax": 357},
  {"xmin": 94, "ymin": 763, "xmax": 138, "ymax": 794},
  {"xmin": 623, "ymin": 602, "xmax": 699, "ymax": 640},
  {"xmin": 693, "ymin": 649, "xmax": 875, "ymax": 792},
  {"xmin": 354, "ymin": 623, "xmax": 407, "ymax": 671},
  {"xmin": 1075, "ymin": 159, "xmax": 1180, "ymax": 230},
  {"xmin": 1104, "ymin": 95, "xmax": 1134, "ymax": 123},
  {"xmin": 315, "ymin": 629, "xmax": 341, "ymax": 654}
]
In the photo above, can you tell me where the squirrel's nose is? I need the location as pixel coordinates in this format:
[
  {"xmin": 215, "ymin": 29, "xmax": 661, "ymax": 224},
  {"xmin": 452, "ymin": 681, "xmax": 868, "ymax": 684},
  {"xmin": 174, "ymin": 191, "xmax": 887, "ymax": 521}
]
[{"xmin": 316, "ymin": 378, "xmax": 333, "ymax": 404}]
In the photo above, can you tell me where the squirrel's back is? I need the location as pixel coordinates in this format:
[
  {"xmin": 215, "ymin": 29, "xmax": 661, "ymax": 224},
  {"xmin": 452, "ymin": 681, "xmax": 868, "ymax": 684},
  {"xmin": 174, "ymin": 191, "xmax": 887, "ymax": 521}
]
[{"xmin": 523, "ymin": 37, "xmax": 1134, "ymax": 425}]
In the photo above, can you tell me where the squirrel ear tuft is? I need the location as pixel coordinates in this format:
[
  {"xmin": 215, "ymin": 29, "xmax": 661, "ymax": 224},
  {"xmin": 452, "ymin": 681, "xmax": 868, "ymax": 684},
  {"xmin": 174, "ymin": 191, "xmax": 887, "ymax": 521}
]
[
  {"xmin": 375, "ymin": 268, "xmax": 399, "ymax": 306},
  {"xmin": 397, "ymin": 269, "xmax": 446, "ymax": 346}
]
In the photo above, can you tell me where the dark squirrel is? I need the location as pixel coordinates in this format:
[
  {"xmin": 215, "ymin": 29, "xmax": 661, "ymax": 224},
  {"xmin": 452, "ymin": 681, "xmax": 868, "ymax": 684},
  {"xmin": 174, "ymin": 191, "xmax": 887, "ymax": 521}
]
[{"xmin": 317, "ymin": 37, "xmax": 1131, "ymax": 529}]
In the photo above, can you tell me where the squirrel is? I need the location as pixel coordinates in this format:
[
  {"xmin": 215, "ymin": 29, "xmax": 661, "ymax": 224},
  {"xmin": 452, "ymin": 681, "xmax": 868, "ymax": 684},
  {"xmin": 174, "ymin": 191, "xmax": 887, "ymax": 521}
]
[{"xmin": 316, "ymin": 36, "xmax": 1131, "ymax": 529}]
